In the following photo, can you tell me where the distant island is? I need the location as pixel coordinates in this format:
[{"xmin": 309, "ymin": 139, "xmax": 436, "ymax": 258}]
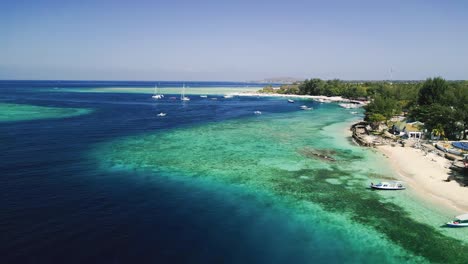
[{"xmin": 252, "ymin": 77, "xmax": 304, "ymax": 84}]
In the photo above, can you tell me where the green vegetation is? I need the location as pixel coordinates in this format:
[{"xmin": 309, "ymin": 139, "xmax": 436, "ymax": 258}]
[
  {"xmin": 365, "ymin": 77, "xmax": 468, "ymax": 140},
  {"xmin": 259, "ymin": 77, "xmax": 468, "ymax": 140}
]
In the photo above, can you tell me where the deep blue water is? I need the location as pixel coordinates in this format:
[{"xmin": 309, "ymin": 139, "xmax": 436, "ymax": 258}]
[
  {"xmin": 0, "ymin": 80, "xmax": 273, "ymax": 89},
  {"xmin": 1, "ymin": 81, "xmax": 326, "ymax": 263}
]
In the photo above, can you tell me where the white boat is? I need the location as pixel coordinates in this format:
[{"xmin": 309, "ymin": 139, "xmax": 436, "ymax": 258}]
[
  {"xmin": 316, "ymin": 98, "xmax": 331, "ymax": 103},
  {"xmin": 339, "ymin": 103, "xmax": 360, "ymax": 109},
  {"xmin": 157, "ymin": 112, "xmax": 166, "ymax": 117},
  {"xmin": 200, "ymin": 95, "xmax": 208, "ymax": 98},
  {"xmin": 152, "ymin": 85, "xmax": 163, "ymax": 99},
  {"xmin": 370, "ymin": 181, "xmax": 405, "ymax": 190},
  {"xmin": 446, "ymin": 213, "xmax": 468, "ymax": 227},
  {"xmin": 223, "ymin": 95, "xmax": 234, "ymax": 98},
  {"xmin": 288, "ymin": 99, "xmax": 295, "ymax": 103},
  {"xmin": 300, "ymin": 105, "xmax": 312, "ymax": 110},
  {"xmin": 180, "ymin": 85, "xmax": 190, "ymax": 101},
  {"xmin": 254, "ymin": 111, "xmax": 262, "ymax": 115}
]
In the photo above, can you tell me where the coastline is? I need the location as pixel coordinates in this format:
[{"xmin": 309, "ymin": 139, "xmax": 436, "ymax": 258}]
[
  {"xmin": 230, "ymin": 92, "xmax": 364, "ymax": 103},
  {"xmin": 376, "ymin": 144, "xmax": 468, "ymax": 213}
]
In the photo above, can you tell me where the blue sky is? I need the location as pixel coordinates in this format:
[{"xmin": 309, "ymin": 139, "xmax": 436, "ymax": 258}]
[{"xmin": 1, "ymin": 0, "xmax": 467, "ymax": 81}]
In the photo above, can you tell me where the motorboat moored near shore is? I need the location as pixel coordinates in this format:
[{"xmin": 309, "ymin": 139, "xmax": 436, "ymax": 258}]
[
  {"xmin": 446, "ymin": 214, "xmax": 468, "ymax": 227},
  {"xmin": 288, "ymin": 99, "xmax": 295, "ymax": 103},
  {"xmin": 370, "ymin": 181, "xmax": 405, "ymax": 190}
]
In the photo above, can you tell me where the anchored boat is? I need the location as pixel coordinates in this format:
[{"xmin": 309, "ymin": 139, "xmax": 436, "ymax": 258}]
[
  {"xmin": 446, "ymin": 214, "xmax": 468, "ymax": 227},
  {"xmin": 370, "ymin": 181, "xmax": 405, "ymax": 190}
]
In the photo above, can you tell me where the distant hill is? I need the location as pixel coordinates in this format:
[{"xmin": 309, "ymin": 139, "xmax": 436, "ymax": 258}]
[{"xmin": 253, "ymin": 77, "xmax": 304, "ymax": 84}]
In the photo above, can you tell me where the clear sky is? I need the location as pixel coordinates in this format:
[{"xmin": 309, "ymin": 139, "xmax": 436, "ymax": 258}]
[{"xmin": 1, "ymin": 0, "xmax": 467, "ymax": 81}]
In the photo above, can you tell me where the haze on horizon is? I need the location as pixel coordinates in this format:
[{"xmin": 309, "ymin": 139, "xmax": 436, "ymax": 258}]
[{"xmin": 1, "ymin": 0, "xmax": 467, "ymax": 81}]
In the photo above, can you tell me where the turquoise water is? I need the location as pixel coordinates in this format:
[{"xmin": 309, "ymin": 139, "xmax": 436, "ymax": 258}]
[
  {"xmin": 2, "ymin": 81, "xmax": 467, "ymax": 263},
  {"xmin": 0, "ymin": 103, "xmax": 92, "ymax": 122},
  {"xmin": 94, "ymin": 102, "xmax": 468, "ymax": 263}
]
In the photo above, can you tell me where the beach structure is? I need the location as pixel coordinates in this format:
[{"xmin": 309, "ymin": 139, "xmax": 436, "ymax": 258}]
[
  {"xmin": 452, "ymin": 142, "xmax": 468, "ymax": 151},
  {"xmin": 390, "ymin": 121, "xmax": 424, "ymax": 139},
  {"xmin": 407, "ymin": 131, "xmax": 423, "ymax": 140}
]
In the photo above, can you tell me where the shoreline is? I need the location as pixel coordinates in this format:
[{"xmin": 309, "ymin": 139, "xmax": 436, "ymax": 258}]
[
  {"xmin": 230, "ymin": 92, "xmax": 367, "ymax": 104},
  {"xmin": 376, "ymin": 145, "xmax": 468, "ymax": 213}
]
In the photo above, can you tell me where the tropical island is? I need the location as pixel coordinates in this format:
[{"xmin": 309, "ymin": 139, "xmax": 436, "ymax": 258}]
[{"xmin": 256, "ymin": 77, "xmax": 468, "ymax": 212}]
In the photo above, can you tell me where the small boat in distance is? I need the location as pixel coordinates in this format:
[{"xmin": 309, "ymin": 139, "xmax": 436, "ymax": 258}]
[
  {"xmin": 254, "ymin": 111, "xmax": 262, "ymax": 115},
  {"xmin": 200, "ymin": 95, "xmax": 208, "ymax": 98},
  {"xmin": 300, "ymin": 105, "xmax": 313, "ymax": 110},
  {"xmin": 223, "ymin": 95, "xmax": 234, "ymax": 98},
  {"xmin": 370, "ymin": 181, "xmax": 405, "ymax": 190},
  {"xmin": 288, "ymin": 99, "xmax": 295, "ymax": 103},
  {"xmin": 157, "ymin": 112, "xmax": 167, "ymax": 117},
  {"xmin": 446, "ymin": 213, "xmax": 468, "ymax": 227},
  {"xmin": 180, "ymin": 85, "xmax": 190, "ymax": 101},
  {"xmin": 152, "ymin": 85, "xmax": 163, "ymax": 99}
]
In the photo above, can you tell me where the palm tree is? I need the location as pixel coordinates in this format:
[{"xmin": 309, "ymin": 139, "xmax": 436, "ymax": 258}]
[{"xmin": 431, "ymin": 124, "xmax": 445, "ymax": 140}]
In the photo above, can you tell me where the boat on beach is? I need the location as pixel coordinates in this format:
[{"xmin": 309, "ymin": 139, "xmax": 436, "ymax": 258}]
[
  {"xmin": 370, "ymin": 181, "xmax": 405, "ymax": 190},
  {"xmin": 446, "ymin": 214, "xmax": 468, "ymax": 227}
]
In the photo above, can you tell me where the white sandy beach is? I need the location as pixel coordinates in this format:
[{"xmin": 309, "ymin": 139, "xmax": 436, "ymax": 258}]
[
  {"xmin": 378, "ymin": 145, "xmax": 468, "ymax": 213},
  {"xmin": 230, "ymin": 92, "xmax": 364, "ymax": 103}
]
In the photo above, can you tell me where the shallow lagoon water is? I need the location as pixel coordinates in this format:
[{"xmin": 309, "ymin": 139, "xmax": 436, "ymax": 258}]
[
  {"xmin": 95, "ymin": 103, "xmax": 468, "ymax": 263},
  {"xmin": 1, "ymin": 82, "xmax": 468, "ymax": 263},
  {"xmin": 0, "ymin": 103, "xmax": 92, "ymax": 122}
]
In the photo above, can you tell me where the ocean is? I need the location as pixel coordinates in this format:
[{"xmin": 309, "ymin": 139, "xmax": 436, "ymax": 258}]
[{"xmin": 1, "ymin": 81, "xmax": 467, "ymax": 263}]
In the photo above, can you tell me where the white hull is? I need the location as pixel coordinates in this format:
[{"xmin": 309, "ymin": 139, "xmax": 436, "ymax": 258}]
[
  {"xmin": 446, "ymin": 222, "xmax": 468, "ymax": 227},
  {"xmin": 370, "ymin": 185, "xmax": 405, "ymax": 190},
  {"xmin": 370, "ymin": 182, "xmax": 405, "ymax": 190}
]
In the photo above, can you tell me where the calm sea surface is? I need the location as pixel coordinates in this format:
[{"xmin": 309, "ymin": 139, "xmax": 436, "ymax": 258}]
[{"xmin": 1, "ymin": 81, "xmax": 467, "ymax": 263}]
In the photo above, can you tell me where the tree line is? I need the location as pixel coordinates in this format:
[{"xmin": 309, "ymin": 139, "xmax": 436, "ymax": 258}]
[{"xmin": 259, "ymin": 78, "xmax": 468, "ymax": 139}]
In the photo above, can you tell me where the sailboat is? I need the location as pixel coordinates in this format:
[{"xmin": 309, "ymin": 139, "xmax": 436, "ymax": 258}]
[
  {"xmin": 152, "ymin": 85, "xmax": 163, "ymax": 99},
  {"xmin": 180, "ymin": 84, "xmax": 190, "ymax": 101}
]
